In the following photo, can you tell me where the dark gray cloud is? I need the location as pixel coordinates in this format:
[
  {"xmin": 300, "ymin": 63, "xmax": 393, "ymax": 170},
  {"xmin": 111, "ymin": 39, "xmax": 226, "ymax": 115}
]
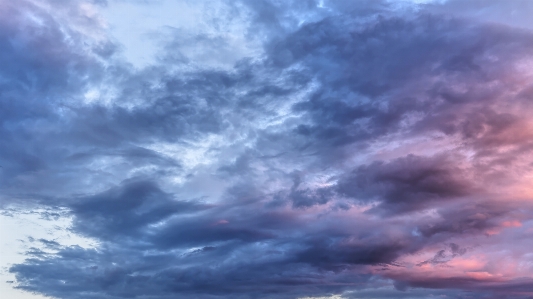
[
  {"xmin": 337, "ymin": 154, "xmax": 474, "ymax": 213},
  {"xmin": 70, "ymin": 180, "xmax": 208, "ymax": 241}
]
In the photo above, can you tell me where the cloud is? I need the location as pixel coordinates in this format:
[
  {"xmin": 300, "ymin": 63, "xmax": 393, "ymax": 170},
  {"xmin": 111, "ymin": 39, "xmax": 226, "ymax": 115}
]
[
  {"xmin": 3, "ymin": 0, "xmax": 533, "ymax": 298},
  {"xmin": 70, "ymin": 180, "xmax": 208, "ymax": 241},
  {"xmin": 337, "ymin": 154, "xmax": 474, "ymax": 214}
]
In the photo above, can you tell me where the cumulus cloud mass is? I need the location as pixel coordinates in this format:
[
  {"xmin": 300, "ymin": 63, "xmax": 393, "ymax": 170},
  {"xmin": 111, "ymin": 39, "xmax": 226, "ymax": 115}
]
[{"xmin": 2, "ymin": 0, "xmax": 533, "ymax": 298}]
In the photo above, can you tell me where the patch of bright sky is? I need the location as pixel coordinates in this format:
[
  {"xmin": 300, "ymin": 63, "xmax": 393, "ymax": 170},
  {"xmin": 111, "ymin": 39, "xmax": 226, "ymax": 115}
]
[
  {"xmin": 101, "ymin": 0, "xmax": 260, "ymax": 69},
  {"xmin": 146, "ymin": 134, "xmax": 228, "ymax": 172},
  {"xmin": 101, "ymin": 0, "xmax": 201, "ymax": 68},
  {"xmin": 0, "ymin": 207, "xmax": 98, "ymax": 299},
  {"xmin": 81, "ymin": 83, "xmax": 121, "ymax": 106}
]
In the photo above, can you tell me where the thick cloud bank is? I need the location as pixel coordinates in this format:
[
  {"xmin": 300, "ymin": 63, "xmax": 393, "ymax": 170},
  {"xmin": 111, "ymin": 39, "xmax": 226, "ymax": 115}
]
[{"xmin": 3, "ymin": 0, "xmax": 533, "ymax": 298}]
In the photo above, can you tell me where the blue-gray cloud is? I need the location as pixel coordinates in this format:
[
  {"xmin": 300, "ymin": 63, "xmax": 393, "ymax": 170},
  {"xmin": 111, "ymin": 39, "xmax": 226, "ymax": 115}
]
[{"xmin": 4, "ymin": 0, "xmax": 533, "ymax": 299}]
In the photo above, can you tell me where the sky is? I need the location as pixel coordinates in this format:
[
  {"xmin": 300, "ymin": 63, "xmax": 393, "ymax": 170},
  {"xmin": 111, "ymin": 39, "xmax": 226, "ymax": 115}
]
[{"xmin": 1, "ymin": 0, "xmax": 533, "ymax": 298}]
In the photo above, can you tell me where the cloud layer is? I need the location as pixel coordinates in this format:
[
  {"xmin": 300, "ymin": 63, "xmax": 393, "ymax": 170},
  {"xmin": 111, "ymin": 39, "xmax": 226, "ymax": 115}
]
[{"xmin": 3, "ymin": 0, "xmax": 533, "ymax": 298}]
